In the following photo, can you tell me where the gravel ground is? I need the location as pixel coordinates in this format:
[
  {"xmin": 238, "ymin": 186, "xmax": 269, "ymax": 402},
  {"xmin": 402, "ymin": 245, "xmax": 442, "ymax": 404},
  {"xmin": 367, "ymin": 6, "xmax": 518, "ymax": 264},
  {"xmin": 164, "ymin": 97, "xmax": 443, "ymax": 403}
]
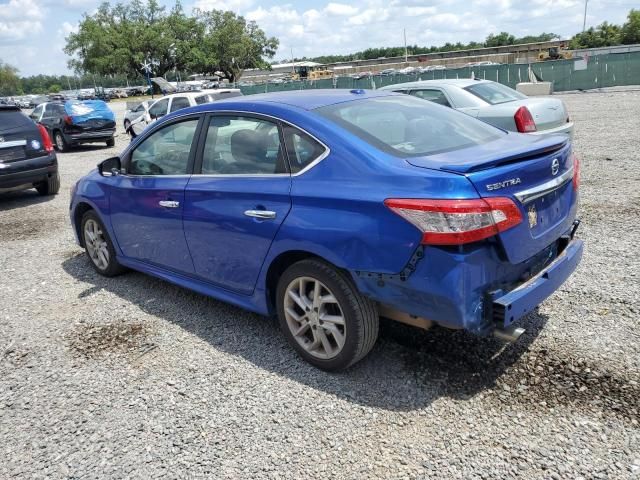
[{"xmin": 1, "ymin": 91, "xmax": 639, "ymax": 479}]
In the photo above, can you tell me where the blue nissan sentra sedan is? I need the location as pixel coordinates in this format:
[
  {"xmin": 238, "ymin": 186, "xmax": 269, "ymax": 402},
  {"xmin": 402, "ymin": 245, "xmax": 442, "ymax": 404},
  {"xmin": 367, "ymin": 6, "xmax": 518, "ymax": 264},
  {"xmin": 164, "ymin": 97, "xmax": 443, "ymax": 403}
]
[{"xmin": 70, "ymin": 89, "xmax": 583, "ymax": 371}]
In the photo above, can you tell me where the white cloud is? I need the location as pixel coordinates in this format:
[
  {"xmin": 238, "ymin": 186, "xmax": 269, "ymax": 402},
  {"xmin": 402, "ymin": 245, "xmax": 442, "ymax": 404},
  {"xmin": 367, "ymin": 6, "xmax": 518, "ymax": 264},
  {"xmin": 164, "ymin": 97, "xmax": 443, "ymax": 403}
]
[
  {"xmin": 324, "ymin": 3, "xmax": 358, "ymax": 16},
  {"xmin": 348, "ymin": 8, "xmax": 389, "ymax": 25},
  {"xmin": 194, "ymin": 0, "xmax": 254, "ymax": 12},
  {"xmin": 0, "ymin": 0, "xmax": 43, "ymax": 41}
]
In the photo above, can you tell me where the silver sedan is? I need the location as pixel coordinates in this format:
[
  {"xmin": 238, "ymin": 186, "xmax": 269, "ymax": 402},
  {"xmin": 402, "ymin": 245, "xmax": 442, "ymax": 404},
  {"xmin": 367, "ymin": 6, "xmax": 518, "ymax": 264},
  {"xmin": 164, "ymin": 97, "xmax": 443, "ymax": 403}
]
[{"xmin": 379, "ymin": 79, "xmax": 574, "ymax": 138}]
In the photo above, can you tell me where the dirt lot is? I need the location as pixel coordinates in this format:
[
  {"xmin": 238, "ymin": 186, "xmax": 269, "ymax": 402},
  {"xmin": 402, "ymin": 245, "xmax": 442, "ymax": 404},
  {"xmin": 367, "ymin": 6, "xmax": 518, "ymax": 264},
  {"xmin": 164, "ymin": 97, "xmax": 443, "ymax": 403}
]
[{"xmin": 1, "ymin": 90, "xmax": 639, "ymax": 479}]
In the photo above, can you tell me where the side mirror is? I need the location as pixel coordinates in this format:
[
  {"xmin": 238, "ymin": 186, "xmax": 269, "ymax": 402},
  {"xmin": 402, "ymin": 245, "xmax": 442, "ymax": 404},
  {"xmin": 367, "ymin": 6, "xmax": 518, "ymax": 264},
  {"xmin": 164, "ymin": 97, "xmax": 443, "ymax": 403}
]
[{"xmin": 98, "ymin": 156, "xmax": 122, "ymax": 176}]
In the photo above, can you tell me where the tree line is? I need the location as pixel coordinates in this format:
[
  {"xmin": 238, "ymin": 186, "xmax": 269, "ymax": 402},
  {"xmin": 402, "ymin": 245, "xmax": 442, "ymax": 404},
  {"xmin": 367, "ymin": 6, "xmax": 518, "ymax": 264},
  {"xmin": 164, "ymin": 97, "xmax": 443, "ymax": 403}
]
[
  {"xmin": 297, "ymin": 33, "xmax": 561, "ymax": 65},
  {"xmin": 294, "ymin": 9, "xmax": 639, "ymax": 65}
]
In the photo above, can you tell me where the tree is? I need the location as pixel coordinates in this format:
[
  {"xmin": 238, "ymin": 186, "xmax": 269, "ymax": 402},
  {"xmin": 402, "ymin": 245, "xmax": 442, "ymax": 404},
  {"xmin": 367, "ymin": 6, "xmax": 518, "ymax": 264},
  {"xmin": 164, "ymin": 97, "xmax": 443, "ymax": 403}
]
[
  {"xmin": 620, "ymin": 9, "xmax": 640, "ymax": 44},
  {"xmin": 64, "ymin": 1, "xmax": 276, "ymax": 82},
  {"xmin": 0, "ymin": 61, "xmax": 22, "ymax": 96},
  {"xmin": 569, "ymin": 22, "xmax": 621, "ymax": 49},
  {"xmin": 485, "ymin": 32, "xmax": 516, "ymax": 48},
  {"xmin": 188, "ymin": 10, "xmax": 278, "ymax": 82},
  {"xmin": 65, "ymin": 1, "xmax": 199, "ymax": 78}
]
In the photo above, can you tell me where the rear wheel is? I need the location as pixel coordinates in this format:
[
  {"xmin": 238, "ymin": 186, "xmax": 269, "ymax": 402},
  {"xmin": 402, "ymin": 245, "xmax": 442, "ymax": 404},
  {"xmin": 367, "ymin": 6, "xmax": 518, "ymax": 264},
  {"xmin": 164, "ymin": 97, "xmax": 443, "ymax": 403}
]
[
  {"xmin": 81, "ymin": 210, "xmax": 125, "ymax": 277},
  {"xmin": 276, "ymin": 259, "xmax": 379, "ymax": 371},
  {"xmin": 35, "ymin": 172, "xmax": 60, "ymax": 196},
  {"xmin": 123, "ymin": 119, "xmax": 131, "ymax": 133},
  {"xmin": 53, "ymin": 131, "xmax": 67, "ymax": 152},
  {"xmin": 106, "ymin": 137, "xmax": 115, "ymax": 147}
]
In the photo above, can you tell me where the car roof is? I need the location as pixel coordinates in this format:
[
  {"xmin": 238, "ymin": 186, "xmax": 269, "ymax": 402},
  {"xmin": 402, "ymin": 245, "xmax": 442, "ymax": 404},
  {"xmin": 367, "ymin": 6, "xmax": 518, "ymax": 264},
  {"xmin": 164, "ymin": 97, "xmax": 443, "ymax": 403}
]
[
  {"xmin": 379, "ymin": 79, "xmax": 491, "ymax": 90},
  {"xmin": 201, "ymin": 89, "xmax": 397, "ymax": 111}
]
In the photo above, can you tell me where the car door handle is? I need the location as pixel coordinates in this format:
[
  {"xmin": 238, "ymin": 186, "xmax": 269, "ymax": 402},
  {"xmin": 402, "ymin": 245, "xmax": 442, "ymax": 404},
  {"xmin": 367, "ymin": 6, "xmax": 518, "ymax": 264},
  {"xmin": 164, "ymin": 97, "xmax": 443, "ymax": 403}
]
[
  {"xmin": 244, "ymin": 210, "xmax": 276, "ymax": 220},
  {"xmin": 159, "ymin": 200, "xmax": 180, "ymax": 208}
]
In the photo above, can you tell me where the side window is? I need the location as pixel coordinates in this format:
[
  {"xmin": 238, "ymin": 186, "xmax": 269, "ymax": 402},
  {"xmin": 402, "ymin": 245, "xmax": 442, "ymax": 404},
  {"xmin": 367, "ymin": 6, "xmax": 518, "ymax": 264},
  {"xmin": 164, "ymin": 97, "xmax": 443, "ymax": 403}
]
[
  {"xmin": 170, "ymin": 97, "xmax": 190, "ymax": 113},
  {"xmin": 148, "ymin": 98, "xmax": 169, "ymax": 119},
  {"xmin": 129, "ymin": 119, "xmax": 199, "ymax": 175},
  {"xmin": 201, "ymin": 116, "xmax": 286, "ymax": 175},
  {"xmin": 411, "ymin": 89, "xmax": 451, "ymax": 107},
  {"xmin": 30, "ymin": 105, "xmax": 43, "ymax": 121},
  {"xmin": 42, "ymin": 104, "xmax": 55, "ymax": 119},
  {"xmin": 282, "ymin": 125, "xmax": 326, "ymax": 174},
  {"xmin": 195, "ymin": 95, "xmax": 211, "ymax": 105}
]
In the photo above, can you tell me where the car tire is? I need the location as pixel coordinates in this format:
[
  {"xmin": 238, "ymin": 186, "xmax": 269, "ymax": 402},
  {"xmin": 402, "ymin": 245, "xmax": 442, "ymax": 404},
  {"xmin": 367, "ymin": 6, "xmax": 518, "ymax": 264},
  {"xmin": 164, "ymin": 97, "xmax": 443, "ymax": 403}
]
[
  {"xmin": 276, "ymin": 259, "xmax": 379, "ymax": 371},
  {"xmin": 123, "ymin": 119, "xmax": 131, "ymax": 132},
  {"xmin": 35, "ymin": 172, "xmax": 60, "ymax": 196},
  {"xmin": 106, "ymin": 137, "xmax": 115, "ymax": 147},
  {"xmin": 53, "ymin": 131, "xmax": 68, "ymax": 152},
  {"xmin": 80, "ymin": 210, "xmax": 126, "ymax": 277}
]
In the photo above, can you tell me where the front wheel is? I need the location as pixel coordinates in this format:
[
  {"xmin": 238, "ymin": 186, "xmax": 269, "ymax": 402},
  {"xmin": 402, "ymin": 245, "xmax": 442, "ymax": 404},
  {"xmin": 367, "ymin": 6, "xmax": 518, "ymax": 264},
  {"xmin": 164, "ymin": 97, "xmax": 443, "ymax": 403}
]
[
  {"xmin": 106, "ymin": 137, "xmax": 115, "ymax": 147},
  {"xmin": 276, "ymin": 259, "xmax": 379, "ymax": 371},
  {"xmin": 81, "ymin": 211, "xmax": 125, "ymax": 277}
]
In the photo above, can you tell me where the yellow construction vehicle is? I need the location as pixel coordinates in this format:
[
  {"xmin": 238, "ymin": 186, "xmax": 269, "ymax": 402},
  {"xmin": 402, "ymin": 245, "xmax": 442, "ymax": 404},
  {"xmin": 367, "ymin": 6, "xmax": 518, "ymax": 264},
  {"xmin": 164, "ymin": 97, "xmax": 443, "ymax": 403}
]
[
  {"xmin": 293, "ymin": 65, "xmax": 334, "ymax": 81},
  {"xmin": 538, "ymin": 46, "xmax": 572, "ymax": 61}
]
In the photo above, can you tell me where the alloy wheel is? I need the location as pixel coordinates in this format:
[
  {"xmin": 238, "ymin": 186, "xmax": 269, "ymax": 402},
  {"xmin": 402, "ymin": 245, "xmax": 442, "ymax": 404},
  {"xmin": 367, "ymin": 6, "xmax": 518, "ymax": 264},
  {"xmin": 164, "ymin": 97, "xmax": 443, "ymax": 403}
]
[
  {"xmin": 55, "ymin": 133, "xmax": 65, "ymax": 151},
  {"xmin": 283, "ymin": 276, "xmax": 346, "ymax": 360},
  {"xmin": 84, "ymin": 219, "xmax": 110, "ymax": 270}
]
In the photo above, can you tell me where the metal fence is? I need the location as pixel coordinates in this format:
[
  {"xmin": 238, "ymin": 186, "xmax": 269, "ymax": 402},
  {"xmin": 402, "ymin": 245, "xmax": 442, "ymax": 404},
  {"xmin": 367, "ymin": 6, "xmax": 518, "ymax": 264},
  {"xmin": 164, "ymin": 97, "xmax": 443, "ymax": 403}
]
[{"xmin": 238, "ymin": 51, "xmax": 640, "ymax": 95}]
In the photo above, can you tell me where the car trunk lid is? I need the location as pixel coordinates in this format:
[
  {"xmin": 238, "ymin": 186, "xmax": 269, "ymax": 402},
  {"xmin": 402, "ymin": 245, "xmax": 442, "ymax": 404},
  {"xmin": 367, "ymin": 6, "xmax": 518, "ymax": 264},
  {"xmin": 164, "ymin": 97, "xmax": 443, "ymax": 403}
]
[
  {"xmin": 406, "ymin": 134, "xmax": 578, "ymax": 264},
  {"xmin": 511, "ymin": 98, "xmax": 568, "ymax": 131}
]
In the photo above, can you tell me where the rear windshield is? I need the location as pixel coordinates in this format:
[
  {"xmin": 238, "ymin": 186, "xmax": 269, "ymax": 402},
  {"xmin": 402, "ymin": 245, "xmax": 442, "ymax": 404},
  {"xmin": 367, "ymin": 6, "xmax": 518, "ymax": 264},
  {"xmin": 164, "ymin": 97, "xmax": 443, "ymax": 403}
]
[
  {"xmin": 315, "ymin": 95, "xmax": 503, "ymax": 157},
  {"xmin": 0, "ymin": 109, "xmax": 33, "ymax": 130},
  {"xmin": 464, "ymin": 82, "xmax": 526, "ymax": 105},
  {"xmin": 196, "ymin": 91, "xmax": 243, "ymax": 105}
]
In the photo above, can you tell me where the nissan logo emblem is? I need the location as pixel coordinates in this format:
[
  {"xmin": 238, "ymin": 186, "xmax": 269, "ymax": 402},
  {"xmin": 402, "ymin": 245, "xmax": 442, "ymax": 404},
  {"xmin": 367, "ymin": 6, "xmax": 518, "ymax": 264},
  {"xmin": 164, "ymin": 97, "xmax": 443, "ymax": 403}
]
[{"xmin": 551, "ymin": 158, "xmax": 560, "ymax": 176}]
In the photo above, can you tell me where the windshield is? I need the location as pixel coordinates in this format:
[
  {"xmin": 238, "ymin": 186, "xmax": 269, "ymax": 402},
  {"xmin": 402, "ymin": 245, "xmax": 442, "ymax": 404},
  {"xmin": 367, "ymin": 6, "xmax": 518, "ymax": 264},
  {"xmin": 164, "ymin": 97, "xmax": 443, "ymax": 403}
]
[
  {"xmin": 464, "ymin": 82, "xmax": 527, "ymax": 105},
  {"xmin": 315, "ymin": 95, "xmax": 504, "ymax": 157}
]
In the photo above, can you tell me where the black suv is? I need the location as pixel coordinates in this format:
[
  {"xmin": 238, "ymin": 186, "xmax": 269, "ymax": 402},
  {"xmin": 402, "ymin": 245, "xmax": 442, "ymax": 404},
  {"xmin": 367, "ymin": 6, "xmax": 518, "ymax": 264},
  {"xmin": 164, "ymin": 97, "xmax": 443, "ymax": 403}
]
[
  {"xmin": 30, "ymin": 101, "xmax": 116, "ymax": 152},
  {"xmin": 0, "ymin": 105, "xmax": 59, "ymax": 195}
]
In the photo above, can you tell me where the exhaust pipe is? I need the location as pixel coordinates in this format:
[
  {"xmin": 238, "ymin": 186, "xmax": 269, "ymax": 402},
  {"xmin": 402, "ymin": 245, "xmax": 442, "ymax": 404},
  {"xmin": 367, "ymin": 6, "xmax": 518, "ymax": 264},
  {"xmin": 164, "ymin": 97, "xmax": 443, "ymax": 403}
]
[{"xmin": 493, "ymin": 325, "xmax": 526, "ymax": 343}]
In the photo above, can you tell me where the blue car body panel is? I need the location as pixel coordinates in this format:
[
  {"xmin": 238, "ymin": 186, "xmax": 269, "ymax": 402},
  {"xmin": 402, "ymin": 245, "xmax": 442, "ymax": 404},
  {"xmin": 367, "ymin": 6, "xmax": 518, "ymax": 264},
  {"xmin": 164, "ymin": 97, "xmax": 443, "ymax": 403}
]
[
  {"xmin": 70, "ymin": 89, "xmax": 582, "ymax": 335},
  {"xmin": 183, "ymin": 176, "xmax": 292, "ymax": 295},
  {"xmin": 108, "ymin": 175, "xmax": 195, "ymax": 274}
]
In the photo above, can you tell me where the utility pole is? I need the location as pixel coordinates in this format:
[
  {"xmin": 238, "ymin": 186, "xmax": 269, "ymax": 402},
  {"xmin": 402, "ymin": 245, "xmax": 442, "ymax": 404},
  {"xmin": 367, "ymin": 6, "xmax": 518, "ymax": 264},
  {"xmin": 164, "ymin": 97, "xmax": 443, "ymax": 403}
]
[
  {"xmin": 404, "ymin": 28, "xmax": 408, "ymax": 63},
  {"xmin": 582, "ymin": 0, "xmax": 588, "ymax": 32},
  {"xmin": 291, "ymin": 47, "xmax": 295, "ymax": 74}
]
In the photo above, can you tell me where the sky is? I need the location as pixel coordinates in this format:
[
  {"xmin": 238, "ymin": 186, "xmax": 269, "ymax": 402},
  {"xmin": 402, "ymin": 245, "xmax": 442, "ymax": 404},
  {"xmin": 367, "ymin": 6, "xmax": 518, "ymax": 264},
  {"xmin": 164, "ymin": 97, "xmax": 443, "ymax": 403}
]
[{"xmin": 0, "ymin": 0, "xmax": 636, "ymax": 77}]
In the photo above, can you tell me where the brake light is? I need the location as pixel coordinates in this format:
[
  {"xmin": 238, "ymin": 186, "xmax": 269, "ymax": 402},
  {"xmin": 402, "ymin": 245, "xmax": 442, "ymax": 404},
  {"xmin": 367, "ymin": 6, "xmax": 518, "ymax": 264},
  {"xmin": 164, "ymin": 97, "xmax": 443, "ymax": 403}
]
[
  {"xmin": 514, "ymin": 106, "xmax": 536, "ymax": 133},
  {"xmin": 36, "ymin": 124, "xmax": 54, "ymax": 153},
  {"xmin": 63, "ymin": 115, "xmax": 73, "ymax": 125},
  {"xmin": 385, "ymin": 197, "xmax": 522, "ymax": 245},
  {"xmin": 572, "ymin": 153, "xmax": 580, "ymax": 191}
]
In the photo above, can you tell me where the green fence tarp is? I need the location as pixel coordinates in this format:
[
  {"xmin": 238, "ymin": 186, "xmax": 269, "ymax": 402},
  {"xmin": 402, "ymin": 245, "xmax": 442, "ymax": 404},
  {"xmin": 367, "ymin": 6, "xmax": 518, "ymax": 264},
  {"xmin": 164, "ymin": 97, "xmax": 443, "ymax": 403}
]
[{"xmin": 239, "ymin": 51, "xmax": 640, "ymax": 96}]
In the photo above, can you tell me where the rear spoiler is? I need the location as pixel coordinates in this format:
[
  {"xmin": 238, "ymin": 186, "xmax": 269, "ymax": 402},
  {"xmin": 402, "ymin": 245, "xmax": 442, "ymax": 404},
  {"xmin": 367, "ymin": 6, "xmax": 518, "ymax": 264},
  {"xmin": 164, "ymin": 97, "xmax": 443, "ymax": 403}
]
[{"xmin": 443, "ymin": 138, "xmax": 569, "ymax": 174}]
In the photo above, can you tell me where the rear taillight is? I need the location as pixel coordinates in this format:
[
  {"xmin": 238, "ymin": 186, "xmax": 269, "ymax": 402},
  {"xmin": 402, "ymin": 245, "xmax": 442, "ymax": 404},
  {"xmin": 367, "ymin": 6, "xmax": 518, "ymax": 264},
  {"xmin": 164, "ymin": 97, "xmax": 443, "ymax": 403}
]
[
  {"xmin": 572, "ymin": 153, "xmax": 580, "ymax": 191},
  {"xmin": 514, "ymin": 106, "xmax": 536, "ymax": 133},
  {"xmin": 385, "ymin": 197, "xmax": 522, "ymax": 245},
  {"xmin": 36, "ymin": 124, "xmax": 54, "ymax": 153},
  {"xmin": 63, "ymin": 115, "xmax": 73, "ymax": 125}
]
